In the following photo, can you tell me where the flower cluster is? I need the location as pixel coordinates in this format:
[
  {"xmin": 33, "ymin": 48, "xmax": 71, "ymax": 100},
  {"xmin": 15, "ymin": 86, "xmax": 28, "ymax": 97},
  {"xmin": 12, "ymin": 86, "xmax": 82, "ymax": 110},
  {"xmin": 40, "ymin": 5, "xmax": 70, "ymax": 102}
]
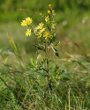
[
  {"xmin": 34, "ymin": 23, "xmax": 50, "ymax": 40},
  {"xmin": 21, "ymin": 17, "xmax": 32, "ymax": 27},
  {"xmin": 21, "ymin": 17, "xmax": 32, "ymax": 37},
  {"xmin": 21, "ymin": 4, "xmax": 56, "ymax": 40}
]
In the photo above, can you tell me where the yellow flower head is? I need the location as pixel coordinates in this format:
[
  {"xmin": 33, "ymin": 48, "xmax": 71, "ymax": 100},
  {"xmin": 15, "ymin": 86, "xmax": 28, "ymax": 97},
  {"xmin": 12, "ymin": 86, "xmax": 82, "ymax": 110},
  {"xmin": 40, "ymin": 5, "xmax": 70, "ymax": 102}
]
[
  {"xmin": 21, "ymin": 17, "xmax": 32, "ymax": 27},
  {"xmin": 43, "ymin": 31, "xmax": 50, "ymax": 40},
  {"xmin": 37, "ymin": 23, "xmax": 44, "ymax": 30},
  {"xmin": 47, "ymin": 10, "xmax": 51, "ymax": 14},
  {"xmin": 34, "ymin": 23, "xmax": 45, "ymax": 38},
  {"xmin": 34, "ymin": 28, "xmax": 46, "ymax": 38},
  {"xmin": 21, "ymin": 20, "xmax": 27, "ymax": 26},
  {"xmin": 48, "ymin": 4, "xmax": 52, "ymax": 7},
  {"xmin": 48, "ymin": 4, "xmax": 53, "ymax": 11},
  {"xmin": 25, "ymin": 29, "xmax": 31, "ymax": 37},
  {"xmin": 40, "ymin": 28, "xmax": 46, "ymax": 33},
  {"xmin": 25, "ymin": 17, "xmax": 32, "ymax": 25}
]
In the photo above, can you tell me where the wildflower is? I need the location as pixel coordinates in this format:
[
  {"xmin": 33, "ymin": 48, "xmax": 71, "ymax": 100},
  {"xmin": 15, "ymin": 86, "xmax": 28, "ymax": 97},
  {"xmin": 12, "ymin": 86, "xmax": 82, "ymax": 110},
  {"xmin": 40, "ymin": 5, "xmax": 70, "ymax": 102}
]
[
  {"xmin": 35, "ymin": 28, "xmax": 45, "ymax": 38},
  {"xmin": 21, "ymin": 20, "xmax": 27, "ymax": 26},
  {"xmin": 45, "ymin": 16, "xmax": 49, "ymax": 22},
  {"xmin": 47, "ymin": 10, "xmax": 51, "ymax": 14},
  {"xmin": 40, "ymin": 28, "xmax": 46, "ymax": 33},
  {"xmin": 43, "ymin": 31, "xmax": 50, "ymax": 39},
  {"xmin": 34, "ymin": 29, "xmax": 40, "ymax": 38},
  {"xmin": 36, "ymin": 32, "xmax": 42, "ymax": 38},
  {"xmin": 34, "ymin": 23, "xmax": 45, "ymax": 38},
  {"xmin": 25, "ymin": 17, "xmax": 32, "ymax": 25},
  {"xmin": 21, "ymin": 17, "xmax": 32, "ymax": 27},
  {"xmin": 48, "ymin": 4, "xmax": 52, "ymax": 8},
  {"xmin": 37, "ymin": 23, "xmax": 44, "ymax": 30},
  {"xmin": 25, "ymin": 29, "xmax": 31, "ymax": 37}
]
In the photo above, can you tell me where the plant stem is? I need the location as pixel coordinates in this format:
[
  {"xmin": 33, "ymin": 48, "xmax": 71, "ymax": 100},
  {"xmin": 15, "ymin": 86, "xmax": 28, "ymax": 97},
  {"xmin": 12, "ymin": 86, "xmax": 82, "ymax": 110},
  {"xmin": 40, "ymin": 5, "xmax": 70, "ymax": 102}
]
[
  {"xmin": 44, "ymin": 41, "xmax": 52, "ymax": 107},
  {"xmin": 45, "ymin": 41, "xmax": 49, "ymax": 76}
]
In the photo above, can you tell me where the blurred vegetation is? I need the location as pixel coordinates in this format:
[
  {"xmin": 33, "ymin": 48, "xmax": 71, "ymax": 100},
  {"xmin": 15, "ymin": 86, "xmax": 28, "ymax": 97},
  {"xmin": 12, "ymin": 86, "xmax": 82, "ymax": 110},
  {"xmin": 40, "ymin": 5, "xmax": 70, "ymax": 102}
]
[{"xmin": 0, "ymin": 0, "xmax": 90, "ymax": 22}]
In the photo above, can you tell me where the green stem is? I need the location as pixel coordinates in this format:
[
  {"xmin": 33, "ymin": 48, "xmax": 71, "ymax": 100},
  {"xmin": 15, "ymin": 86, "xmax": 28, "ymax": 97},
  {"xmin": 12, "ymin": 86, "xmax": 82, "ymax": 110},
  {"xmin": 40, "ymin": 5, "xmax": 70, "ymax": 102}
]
[
  {"xmin": 45, "ymin": 41, "xmax": 52, "ymax": 91},
  {"xmin": 45, "ymin": 41, "xmax": 49, "ymax": 75}
]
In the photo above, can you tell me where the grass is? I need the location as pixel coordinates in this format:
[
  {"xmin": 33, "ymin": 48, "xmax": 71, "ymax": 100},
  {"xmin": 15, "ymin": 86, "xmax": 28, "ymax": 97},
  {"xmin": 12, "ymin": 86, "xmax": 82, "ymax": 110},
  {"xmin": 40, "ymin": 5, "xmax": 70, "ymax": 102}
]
[{"xmin": 0, "ymin": 9, "xmax": 90, "ymax": 110}]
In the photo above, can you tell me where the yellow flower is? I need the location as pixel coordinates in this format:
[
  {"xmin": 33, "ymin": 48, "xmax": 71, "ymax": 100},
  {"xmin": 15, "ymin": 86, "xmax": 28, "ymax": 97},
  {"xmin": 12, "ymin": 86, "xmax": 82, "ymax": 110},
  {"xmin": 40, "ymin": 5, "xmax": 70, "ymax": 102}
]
[
  {"xmin": 37, "ymin": 33, "xmax": 42, "ymax": 38},
  {"xmin": 25, "ymin": 17, "xmax": 32, "ymax": 25},
  {"xmin": 40, "ymin": 28, "xmax": 46, "ymax": 33},
  {"xmin": 43, "ymin": 31, "xmax": 50, "ymax": 39},
  {"xmin": 47, "ymin": 10, "xmax": 51, "ymax": 14},
  {"xmin": 25, "ymin": 29, "xmax": 31, "ymax": 37},
  {"xmin": 45, "ymin": 16, "xmax": 49, "ymax": 22},
  {"xmin": 37, "ymin": 23, "xmax": 44, "ymax": 30},
  {"xmin": 21, "ymin": 17, "xmax": 32, "ymax": 27},
  {"xmin": 21, "ymin": 20, "xmax": 27, "ymax": 26},
  {"xmin": 48, "ymin": 4, "xmax": 52, "ymax": 8},
  {"xmin": 34, "ymin": 23, "xmax": 45, "ymax": 38},
  {"xmin": 34, "ymin": 28, "xmax": 46, "ymax": 38},
  {"xmin": 38, "ymin": 28, "xmax": 46, "ymax": 38}
]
